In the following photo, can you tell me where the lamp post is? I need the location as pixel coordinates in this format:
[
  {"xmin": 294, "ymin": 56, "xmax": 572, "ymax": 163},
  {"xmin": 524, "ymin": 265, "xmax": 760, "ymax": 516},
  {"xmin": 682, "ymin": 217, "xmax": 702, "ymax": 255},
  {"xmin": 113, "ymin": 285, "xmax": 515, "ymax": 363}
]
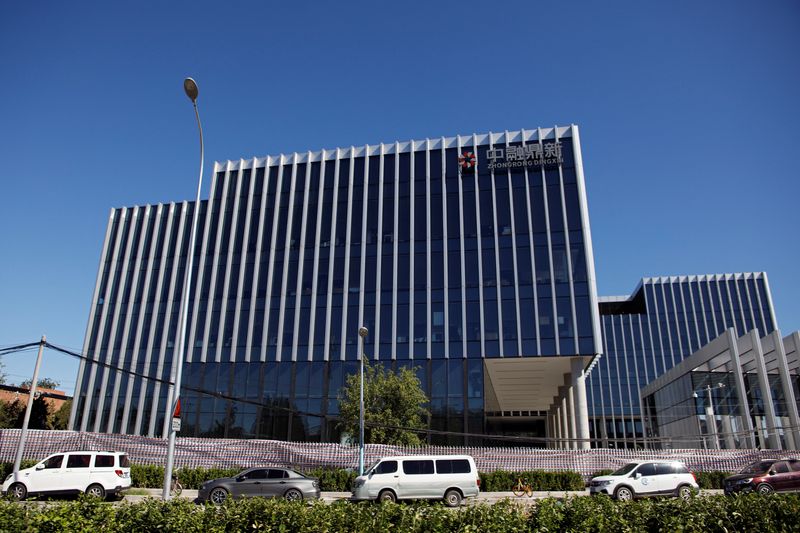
[
  {"xmin": 163, "ymin": 77, "xmax": 204, "ymax": 500},
  {"xmin": 358, "ymin": 326, "xmax": 368, "ymax": 476},
  {"xmin": 693, "ymin": 382, "xmax": 725, "ymax": 450}
]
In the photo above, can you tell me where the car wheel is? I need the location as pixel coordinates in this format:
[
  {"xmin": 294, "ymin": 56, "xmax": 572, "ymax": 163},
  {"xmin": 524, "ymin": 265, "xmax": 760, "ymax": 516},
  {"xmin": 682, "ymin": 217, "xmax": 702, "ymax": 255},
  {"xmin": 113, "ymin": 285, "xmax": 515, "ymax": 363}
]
[
  {"xmin": 677, "ymin": 485, "xmax": 693, "ymax": 501},
  {"xmin": 614, "ymin": 486, "xmax": 634, "ymax": 501},
  {"xmin": 8, "ymin": 483, "xmax": 27, "ymax": 501},
  {"xmin": 756, "ymin": 483, "xmax": 774, "ymax": 495},
  {"xmin": 209, "ymin": 487, "xmax": 229, "ymax": 504},
  {"xmin": 378, "ymin": 489, "xmax": 396, "ymax": 503},
  {"xmin": 86, "ymin": 483, "xmax": 106, "ymax": 499},
  {"xmin": 444, "ymin": 488, "xmax": 463, "ymax": 507},
  {"xmin": 284, "ymin": 488, "xmax": 303, "ymax": 502}
]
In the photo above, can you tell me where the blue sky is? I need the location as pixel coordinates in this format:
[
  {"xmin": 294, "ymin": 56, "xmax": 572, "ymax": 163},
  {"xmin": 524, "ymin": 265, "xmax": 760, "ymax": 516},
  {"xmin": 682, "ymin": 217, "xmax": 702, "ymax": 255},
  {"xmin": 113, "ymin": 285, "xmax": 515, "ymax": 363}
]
[{"xmin": 1, "ymin": 1, "xmax": 798, "ymax": 395}]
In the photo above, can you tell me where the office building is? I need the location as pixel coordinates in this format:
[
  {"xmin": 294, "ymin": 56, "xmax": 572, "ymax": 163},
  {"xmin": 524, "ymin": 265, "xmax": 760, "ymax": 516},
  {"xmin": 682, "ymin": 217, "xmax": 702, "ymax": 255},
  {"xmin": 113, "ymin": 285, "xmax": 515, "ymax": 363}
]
[{"xmin": 70, "ymin": 125, "xmax": 603, "ymax": 447}]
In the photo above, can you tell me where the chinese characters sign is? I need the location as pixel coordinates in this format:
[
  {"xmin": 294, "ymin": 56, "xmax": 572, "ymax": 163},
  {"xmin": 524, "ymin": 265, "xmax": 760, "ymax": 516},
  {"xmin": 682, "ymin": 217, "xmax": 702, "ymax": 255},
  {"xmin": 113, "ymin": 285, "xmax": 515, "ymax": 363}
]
[{"xmin": 485, "ymin": 142, "xmax": 563, "ymax": 171}]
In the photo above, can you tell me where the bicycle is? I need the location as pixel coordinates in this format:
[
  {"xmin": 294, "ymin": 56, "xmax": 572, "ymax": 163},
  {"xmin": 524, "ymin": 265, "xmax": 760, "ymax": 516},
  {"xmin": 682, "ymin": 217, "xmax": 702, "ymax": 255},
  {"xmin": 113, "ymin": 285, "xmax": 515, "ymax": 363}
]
[
  {"xmin": 512, "ymin": 477, "xmax": 533, "ymax": 498},
  {"xmin": 171, "ymin": 470, "xmax": 183, "ymax": 497}
]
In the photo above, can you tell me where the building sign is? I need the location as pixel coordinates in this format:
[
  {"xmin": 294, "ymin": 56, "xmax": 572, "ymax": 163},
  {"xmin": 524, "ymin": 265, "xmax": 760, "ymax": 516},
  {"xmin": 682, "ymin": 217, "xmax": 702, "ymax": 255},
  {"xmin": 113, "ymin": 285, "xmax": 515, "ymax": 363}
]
[{"xmin": 485, "ymin": 141, "xmax": 563, "ymax": 171}]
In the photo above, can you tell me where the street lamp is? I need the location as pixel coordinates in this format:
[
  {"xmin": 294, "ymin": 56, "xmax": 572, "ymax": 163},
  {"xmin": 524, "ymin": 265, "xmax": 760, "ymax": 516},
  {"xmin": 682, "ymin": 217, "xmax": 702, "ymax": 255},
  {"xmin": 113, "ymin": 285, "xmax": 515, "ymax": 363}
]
[
  {"xmin": 358, "ymin": 326, "xmax": 368, "ymax": 476},
  {"xmin": 163, "ymin": 77, "xmax": 204, "ymax": 500},
  {"xmin": 693, "ymin": 382, "xmax": 725, "ymax": 450}
]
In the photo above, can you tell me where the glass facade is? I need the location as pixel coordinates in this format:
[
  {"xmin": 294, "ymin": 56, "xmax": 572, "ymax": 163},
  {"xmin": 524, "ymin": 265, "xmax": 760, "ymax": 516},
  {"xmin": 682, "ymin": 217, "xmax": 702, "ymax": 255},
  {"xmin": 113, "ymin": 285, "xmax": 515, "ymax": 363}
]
[
  {"xmin": 589, "ymin": 273, "xmax": 777, "ymax": 447},
  {"xmin": 70, "ymin": 126, "xmax": 602, "ymax": 444}
]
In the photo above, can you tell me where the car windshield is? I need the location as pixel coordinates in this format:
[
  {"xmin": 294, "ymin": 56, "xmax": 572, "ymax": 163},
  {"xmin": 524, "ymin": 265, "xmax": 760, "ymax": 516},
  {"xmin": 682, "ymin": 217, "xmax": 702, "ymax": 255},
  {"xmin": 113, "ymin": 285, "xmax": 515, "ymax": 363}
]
[
  {"xmin": 365, "ymin": 461, "xmax": 381, "ymax": 475},
  {"xmin": 738, "ymin": 461, "xmax": 774, "ymax": 475},
  {"xmin": 610, "ymin": 463, "xmax": 638, "ymax": 476}
]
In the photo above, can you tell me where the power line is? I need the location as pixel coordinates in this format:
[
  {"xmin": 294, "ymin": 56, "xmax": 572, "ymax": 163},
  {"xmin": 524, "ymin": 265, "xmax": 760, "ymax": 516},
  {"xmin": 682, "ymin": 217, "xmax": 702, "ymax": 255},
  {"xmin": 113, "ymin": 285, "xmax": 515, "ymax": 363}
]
[
  {"xmin": 42, "ymin": 341, "xmax": 346, "ymax": 421},
  {"xmin": 39, "ymin": 341, "xmax": 516, "ymax": 441},
  {"xmin": 0, "ymin": 342, "xmax": 41, "ymax": 356},
  {"xmin": 16, "ymin": 339, "xmax": 709, "ymax": 447},
  {"xmin": 45, "ymin": 342, "xmax": 177, "ymax": 389}
]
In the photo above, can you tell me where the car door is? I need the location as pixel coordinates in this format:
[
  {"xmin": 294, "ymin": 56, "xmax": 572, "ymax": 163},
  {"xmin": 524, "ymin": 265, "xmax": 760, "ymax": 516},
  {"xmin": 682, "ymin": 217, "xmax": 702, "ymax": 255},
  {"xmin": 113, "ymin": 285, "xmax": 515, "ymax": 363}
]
[
  {"xmin": 235, "ymin": 469, "xmax": 268, "ymax": 498},
  {"xmin": 398, "ymin": 459, "xmax": 436, "ymax": 498},
  {"xmin": 786, "ymin": 460, "xmax": 800, "ymax": 493},
  {"xmin": 769, "ymin": 461, "xmax": 791, "ymax": 492},
  {"xmin": 631, "ymin": 463, "xmax": 658, "ymax": 495},
  {"xmin": 62, "ymin": 453, "xmax": 93, "ymax": 492},
  {"xmin": 654, "ymin": 463, "xmax": 679, "ymax": 495},
  {"xmin": 93, "ymin": 454, "xmax": 117, "ymax": 490},
  {"xmin": 28, "ymin": 454, "xmax": 66, "ymax": 493},
  {"xmin": 262, "ymin": 469, "xmax": 289, "ymax": 498},
  {"xmin": 368, "ymin": 460, "xmax": 399, "ymax": 498}
]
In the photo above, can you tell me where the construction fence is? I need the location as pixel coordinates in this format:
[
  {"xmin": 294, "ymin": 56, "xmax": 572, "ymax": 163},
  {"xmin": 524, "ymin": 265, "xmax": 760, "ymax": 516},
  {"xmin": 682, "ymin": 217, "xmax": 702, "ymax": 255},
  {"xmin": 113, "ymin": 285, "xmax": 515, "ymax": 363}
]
[{"xmin": 0, "ymin": 429, "xmax": 784, "ymax": 479}]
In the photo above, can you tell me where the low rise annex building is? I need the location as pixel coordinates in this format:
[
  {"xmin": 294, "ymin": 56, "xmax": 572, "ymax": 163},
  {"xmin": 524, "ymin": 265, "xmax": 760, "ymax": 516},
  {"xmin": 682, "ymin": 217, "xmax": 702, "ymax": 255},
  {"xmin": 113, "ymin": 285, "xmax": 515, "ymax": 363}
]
[
  {"xmin": 642, "ymin": 328, "xmax": 800, "ymax": 450},
  {"xmin": 591, "ymin": 272, "xmax": 783, "ymax": 448}
]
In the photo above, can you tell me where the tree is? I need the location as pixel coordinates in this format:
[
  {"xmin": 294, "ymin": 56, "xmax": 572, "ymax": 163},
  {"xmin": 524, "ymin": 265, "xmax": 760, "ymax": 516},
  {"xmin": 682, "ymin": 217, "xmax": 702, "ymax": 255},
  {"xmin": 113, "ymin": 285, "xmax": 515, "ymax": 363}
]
[
  {"xmin": 9, "ymin": 397, "xmax": 52, "ymax": 429},
  {"xmin": 0, "ymin": 400, "xmax": 23, "ymax": 428},
  {"xmin": 19, "ymin": 377, "xmax": 60, "ymax": 390},
  {"xmin": 0, "ymin": 358, "xmax": 7, "ymax": 384},
  {"xmin": 51, "ymin": 399, "xmax": 72, "ymax": 430},
  {"xmin": 338, "ymin": 360, "xmax": 429, "ymax": 446}
]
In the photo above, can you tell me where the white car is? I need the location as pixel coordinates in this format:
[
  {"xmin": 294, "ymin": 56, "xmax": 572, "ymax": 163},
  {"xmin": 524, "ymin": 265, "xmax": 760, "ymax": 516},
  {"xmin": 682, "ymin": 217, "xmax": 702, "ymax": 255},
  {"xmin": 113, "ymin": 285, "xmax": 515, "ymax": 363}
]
[
  {"xmin": 351, "ymin": 455, "xmax": 480, "ymax": 507},
  {"xmin": 588, "ymin": 460, "xmax": 698, "ymax": 500},
  {"xmin": 2, "ymin": 450, "xmax": 132, "ymax": 500}
]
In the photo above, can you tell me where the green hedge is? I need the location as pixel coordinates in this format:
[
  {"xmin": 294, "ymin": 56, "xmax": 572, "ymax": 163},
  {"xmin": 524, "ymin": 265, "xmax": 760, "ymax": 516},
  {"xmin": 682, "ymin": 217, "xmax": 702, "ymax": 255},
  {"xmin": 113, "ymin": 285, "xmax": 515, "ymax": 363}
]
[
  {"xmin": 131, "ymin": 465, "xmax": 242, "ymax": 490},
  {"xmin": 529, "ymin": 493, "xmax": 800, "ymax": 532},
  {"xmin": 303, "ymin": 467, "xmax": 358, "ymax": 492},
  {"xmin": 694, "ymin": 471, "xmax": 733, "ymax": 490},
  {"xmin": 129, "ymin": 465, "xmax": 355, "ymax": 491},
  {"xmin": 480, "ymin": 470, "xmax": 585, "ymax": 491},
  {"xmin": 1, "ymin": 494, "xmax": 799, "ymax": 532}
]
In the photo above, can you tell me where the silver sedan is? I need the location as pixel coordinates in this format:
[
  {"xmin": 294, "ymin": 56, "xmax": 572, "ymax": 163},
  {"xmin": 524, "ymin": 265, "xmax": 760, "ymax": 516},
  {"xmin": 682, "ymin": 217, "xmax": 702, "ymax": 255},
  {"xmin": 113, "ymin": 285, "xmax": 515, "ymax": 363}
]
[{"xmin": 197, "ymin": 468, "xmax": 320, "ymax": 504}]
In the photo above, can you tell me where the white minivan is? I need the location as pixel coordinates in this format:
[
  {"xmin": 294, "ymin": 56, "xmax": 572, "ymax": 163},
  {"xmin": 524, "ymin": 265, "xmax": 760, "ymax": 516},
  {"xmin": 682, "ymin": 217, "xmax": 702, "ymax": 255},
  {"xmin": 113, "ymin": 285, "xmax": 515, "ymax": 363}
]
[
  {"xmin": 351, "ymin": 455, "xmax": 480, "ymax": 506},
  {"xmin": 2, "ymin": 450, "xmax": 132, "ymax": 500}
]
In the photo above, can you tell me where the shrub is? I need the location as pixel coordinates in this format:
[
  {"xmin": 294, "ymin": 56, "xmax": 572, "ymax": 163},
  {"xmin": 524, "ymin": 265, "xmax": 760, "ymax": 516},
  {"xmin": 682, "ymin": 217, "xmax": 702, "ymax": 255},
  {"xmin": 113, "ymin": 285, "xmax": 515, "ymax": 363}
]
[
  {"xmin": 0, "ymin": 493, "xmax": 799, "ymax": 531},
  {"xmin": 693, "ymin": 470, "xmax": 732, "ymax": 489},
  {"xmin": 303, "ymin": 467, "xmax": 358, "ymax": 492},
  {"xmin": 479, "ymin": 470, "xmax": 585, "ymax": 491},
  {"xmin": 177, "ymin": 466, "xmax": 242, "ymax": 489},
  {"xmin": 130, "ymin": 464, "xmax": 242, "ymax": 490},
  {"xmin": 529, "ymin": 493, "xmax": 800, "ymax": 532}
]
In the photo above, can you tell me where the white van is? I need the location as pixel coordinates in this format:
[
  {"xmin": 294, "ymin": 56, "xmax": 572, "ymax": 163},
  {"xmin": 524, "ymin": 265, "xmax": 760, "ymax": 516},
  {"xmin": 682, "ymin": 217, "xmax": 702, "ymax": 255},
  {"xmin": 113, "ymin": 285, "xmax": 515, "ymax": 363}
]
[
  {"xmin": 351, "ymin": 455, "xmax": 480, "ymax": 506},
  {"xmin": 2, "ymin": 450, "xmax": 132, "ymax": 500}
]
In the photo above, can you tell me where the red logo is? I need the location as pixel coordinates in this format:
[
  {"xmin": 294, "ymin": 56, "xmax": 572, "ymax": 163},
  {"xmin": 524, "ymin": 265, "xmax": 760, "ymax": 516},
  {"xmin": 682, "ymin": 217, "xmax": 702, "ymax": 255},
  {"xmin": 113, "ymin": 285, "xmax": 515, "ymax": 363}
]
[{"xmin": 458, "ymin": 151, "xmax": 476, "ymax": 169}]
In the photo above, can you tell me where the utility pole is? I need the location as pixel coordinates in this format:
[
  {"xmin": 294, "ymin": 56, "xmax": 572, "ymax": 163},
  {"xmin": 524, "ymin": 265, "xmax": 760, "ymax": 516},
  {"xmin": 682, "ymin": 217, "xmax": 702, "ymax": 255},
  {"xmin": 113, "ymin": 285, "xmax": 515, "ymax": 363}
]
[
  {"xmin": 13, "ymin": 335, "xmax": 46, "ymax": 474},
  {"xmin": 163, "ymin": 78, "xmax": 204, "ymax": 500}
]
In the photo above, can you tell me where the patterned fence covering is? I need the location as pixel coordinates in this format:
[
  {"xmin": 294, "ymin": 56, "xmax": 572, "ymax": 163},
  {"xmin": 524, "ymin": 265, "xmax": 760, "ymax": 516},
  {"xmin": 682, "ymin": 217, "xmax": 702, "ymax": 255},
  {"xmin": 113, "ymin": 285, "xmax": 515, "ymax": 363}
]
[{"xmin": 0, "ymin": 429, "xmax": 784, "ymax": 479}]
